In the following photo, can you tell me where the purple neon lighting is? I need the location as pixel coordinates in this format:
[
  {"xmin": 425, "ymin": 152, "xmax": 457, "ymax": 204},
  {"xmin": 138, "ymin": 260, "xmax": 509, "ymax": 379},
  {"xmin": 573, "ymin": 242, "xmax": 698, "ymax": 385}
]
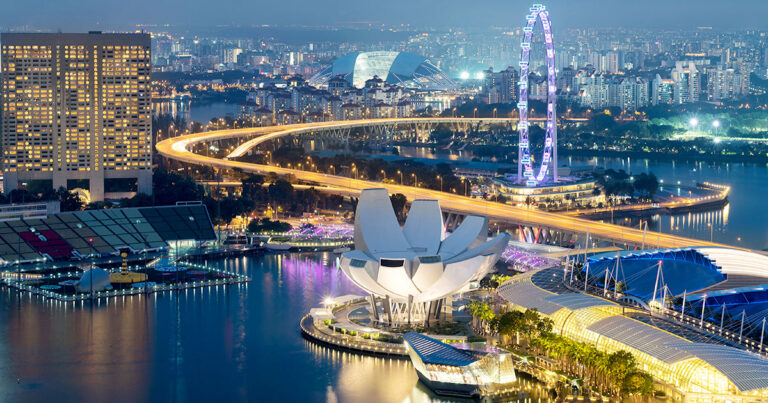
[
  {"xmin": 501, "ymin": 244, "xmax": 558, "ymax": 272},
  {"xmin": 518, "ymin": 4, "xmax": 558, "ymax": 186}
]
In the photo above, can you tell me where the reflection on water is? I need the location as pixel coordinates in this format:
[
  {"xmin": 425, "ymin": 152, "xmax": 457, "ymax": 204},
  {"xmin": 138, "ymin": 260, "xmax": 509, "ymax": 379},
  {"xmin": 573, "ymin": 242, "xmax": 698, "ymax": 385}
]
[
  {"xmin": 154, "ymin": 100, "xmax": 239, "ymax": 124},
  {"xmin": 306, "ymin": 341, "xmax": 419, "ymax": 402},
  {"xmin": 307, "ymin": 339, "xmax": 552, "ymax": 403},
  {"xmin": 0, "ymin": 253, "xmax": 550, "ymax": 402},
  {"xmin": 667, "ymin": 206, "xmax": 729, "ymax": 235},
  {"xmin": 568, "ymin": 156, "xmax": 763, "ymax": 249},
  {"xmin": 395, "ymin": 146, "xmax": 472, "ymax": 162}
]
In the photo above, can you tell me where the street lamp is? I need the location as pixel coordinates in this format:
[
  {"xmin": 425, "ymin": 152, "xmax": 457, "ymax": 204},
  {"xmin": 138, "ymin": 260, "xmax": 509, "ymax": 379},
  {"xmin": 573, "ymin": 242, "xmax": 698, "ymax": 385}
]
[
  {"xmin": 437, "ymin": 175, "xmax": 443, "ymax": 192},
  {"xmin": 381, "ymin": 169, "xmax": 386, "ymax": 181},
  {"xmin": 411, "ymin": 173, "xmax": 418, "ymax": 187},
  {"xmin": 689, "ymin": 117, "xmax": 699, "ymax": 131},
  {"xmin": 397, "ymin": 170, "xmax": 403, "ymax": 185}
]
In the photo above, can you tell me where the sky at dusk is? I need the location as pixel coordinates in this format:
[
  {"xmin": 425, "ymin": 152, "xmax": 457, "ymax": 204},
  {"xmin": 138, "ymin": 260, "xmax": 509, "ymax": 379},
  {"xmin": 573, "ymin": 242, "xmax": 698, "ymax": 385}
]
[{"xmin": 2, "ymin": 0, "xmax": 768, "ymax": 31}]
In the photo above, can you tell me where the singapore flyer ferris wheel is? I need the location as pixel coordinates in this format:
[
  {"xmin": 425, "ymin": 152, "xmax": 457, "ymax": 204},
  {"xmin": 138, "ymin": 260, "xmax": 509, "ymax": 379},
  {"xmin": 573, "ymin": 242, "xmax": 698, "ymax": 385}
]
[{"xmin": 517, "ymin": 3, "xmax": 558, "ymax": 186}]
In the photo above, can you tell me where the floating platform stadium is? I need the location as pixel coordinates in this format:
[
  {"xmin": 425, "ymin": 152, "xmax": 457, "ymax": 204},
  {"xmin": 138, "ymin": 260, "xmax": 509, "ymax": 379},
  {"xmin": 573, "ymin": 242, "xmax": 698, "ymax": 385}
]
[
  {"xmin": 0, "ymin": 204, "xmax": 216, "ymax": 264},
  {"xmin": 11, "ymin": 260, "xmax": 248, "ymax": 302},
  {"xmin": 0, "ymin": 204, "xmax": 249, "ymax": 301}
]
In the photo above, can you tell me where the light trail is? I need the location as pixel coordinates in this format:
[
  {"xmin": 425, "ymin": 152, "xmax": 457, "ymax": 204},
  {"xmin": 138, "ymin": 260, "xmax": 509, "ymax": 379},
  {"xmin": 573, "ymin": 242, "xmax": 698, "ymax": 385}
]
[{"xmin": 157, "ymin": 118, "xmax": 739, "ymax": 250}]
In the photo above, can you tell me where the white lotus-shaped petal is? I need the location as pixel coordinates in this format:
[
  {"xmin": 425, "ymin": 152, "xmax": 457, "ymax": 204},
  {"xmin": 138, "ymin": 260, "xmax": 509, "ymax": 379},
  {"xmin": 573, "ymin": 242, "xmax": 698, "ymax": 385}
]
[{"xmin": 341, "ymin": 188, "xmax": 511, "ymax": 304}]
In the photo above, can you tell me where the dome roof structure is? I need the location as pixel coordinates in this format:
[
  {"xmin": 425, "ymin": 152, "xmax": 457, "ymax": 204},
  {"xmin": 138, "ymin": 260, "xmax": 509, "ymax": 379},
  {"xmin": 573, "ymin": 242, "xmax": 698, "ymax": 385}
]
[
  {"xmin": 75, "ymin": 268, "xmax": 111, "ymax": 293},
  {"xmin": 340, "ymin": 189, "xmax": 510, "ymax": 309},
  {"xmin": 309, "ymin": 51, "xmax": 455, "ymax": 90}
]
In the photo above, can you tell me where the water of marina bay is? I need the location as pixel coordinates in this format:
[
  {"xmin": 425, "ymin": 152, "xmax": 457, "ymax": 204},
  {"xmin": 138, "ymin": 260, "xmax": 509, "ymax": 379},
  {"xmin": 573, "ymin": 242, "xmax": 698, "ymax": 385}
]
[
  {"xmin": 0, "ymin": 252, "xmax": 549, "ymax": 403},
  {"xmin": 155, "ymin": 100, "xmax": 240, "ymax": 124},
  {"xmin": 385, "ymin": 146, "xmax": 767, "ymax": 251}
]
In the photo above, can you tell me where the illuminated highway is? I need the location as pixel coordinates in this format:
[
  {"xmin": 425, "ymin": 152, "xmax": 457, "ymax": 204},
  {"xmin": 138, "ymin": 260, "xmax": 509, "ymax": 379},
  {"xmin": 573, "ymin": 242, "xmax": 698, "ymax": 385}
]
[{"xmin": 156, "ymin": 118, "xmax": 733, "ymax": 249}]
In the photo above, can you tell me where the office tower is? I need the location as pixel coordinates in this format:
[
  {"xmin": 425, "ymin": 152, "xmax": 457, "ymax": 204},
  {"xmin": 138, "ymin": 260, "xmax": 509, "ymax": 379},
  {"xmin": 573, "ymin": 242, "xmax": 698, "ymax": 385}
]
[{"xmin": 1, "ymin": 32, "xmax": 151, "ymax": 201}]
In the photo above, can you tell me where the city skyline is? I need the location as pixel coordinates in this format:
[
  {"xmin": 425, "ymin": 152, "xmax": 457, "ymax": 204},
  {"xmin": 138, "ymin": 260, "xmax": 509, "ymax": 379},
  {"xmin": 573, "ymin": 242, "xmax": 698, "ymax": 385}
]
[
  {"xmin": 6, "ymin": 1, "xmax": 768, "ymax": 401},
  {"xmin": 5, "ymin": 0, "xmax": 768, "ymax": 31}
]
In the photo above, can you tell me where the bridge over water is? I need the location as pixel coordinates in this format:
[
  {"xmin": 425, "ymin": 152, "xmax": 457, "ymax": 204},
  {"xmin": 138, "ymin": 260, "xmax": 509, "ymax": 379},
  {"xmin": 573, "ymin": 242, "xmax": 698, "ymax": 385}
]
[{"xmin": 156, "ymin": 118, "xmax": 732, "ymax": 251}]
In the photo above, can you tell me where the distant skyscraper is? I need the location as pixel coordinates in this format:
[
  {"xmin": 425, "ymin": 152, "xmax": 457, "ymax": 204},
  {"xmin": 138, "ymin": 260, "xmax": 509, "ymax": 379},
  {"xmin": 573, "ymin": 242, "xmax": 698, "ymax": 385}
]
[
  {"xmin": 1, "ymin": 32, "xmax": 152, "ymax": 201},
  {"xmin": 672, "ymin": 61, "xmax": 701, "ymax": 104},
  {"xmin": 651, "ymin": 74, "xmax": 675, "ymax": 105},
  {"xmin": 482, "ymin": 66, "xmax": 518, "ymax": 104}
]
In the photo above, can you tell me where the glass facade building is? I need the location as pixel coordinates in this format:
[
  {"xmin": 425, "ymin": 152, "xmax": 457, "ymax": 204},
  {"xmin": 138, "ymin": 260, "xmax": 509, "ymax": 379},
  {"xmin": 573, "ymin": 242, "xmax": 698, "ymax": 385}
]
[
  {"xmin": 309, "ymin": 51, "xmax": 455, "ymax": 90},
  {"xmin": 1, "ymin": 33, "xmax": 152, "ymax": 201}
]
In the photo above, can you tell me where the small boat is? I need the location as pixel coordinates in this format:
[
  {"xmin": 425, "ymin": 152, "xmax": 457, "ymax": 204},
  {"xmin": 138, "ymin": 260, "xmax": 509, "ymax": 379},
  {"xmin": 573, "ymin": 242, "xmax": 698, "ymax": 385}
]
[
  {"xmin": 265, "ymin": 237, "xmax": 292, "ymax": 251},
  {"xmin": 332, "ymin": 247, "xmax": 351, "ymax": 254}
]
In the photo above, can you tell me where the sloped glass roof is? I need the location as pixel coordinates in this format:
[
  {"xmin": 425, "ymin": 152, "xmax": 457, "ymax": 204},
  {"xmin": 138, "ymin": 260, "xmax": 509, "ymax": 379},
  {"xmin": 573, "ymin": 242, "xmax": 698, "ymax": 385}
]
[
  {"xmin": 310, "ymin": 51, "xmax": 455, "ymax": 90},
  {"xmin": 403, "ymin": 332, "xmax": 478, "ymax": 367}
]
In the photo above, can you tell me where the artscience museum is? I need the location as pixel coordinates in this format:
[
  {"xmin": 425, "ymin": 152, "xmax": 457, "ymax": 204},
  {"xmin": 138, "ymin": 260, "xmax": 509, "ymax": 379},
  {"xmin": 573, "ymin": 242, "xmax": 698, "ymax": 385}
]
[{"xmin": 339, "ymin": 188, "xmax": 510, "ymax": 325}]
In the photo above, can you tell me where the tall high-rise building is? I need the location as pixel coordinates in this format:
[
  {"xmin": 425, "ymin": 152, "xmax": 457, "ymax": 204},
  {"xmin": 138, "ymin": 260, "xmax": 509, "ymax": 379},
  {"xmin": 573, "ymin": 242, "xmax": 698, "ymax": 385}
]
[
  {"xmin": 1, "ymin": 32, "xmax": 152, "ymax": 201},
  {"xmin": 672, "ymin": 61, "xmax": 701, "ymax": 104},
  {"xmin": 651, "ymin": 74, "xmax": 675, "ymax": 105},
  {"xmin": 481, "ymin": 66, "xmax": 519, "ymax": 104}
]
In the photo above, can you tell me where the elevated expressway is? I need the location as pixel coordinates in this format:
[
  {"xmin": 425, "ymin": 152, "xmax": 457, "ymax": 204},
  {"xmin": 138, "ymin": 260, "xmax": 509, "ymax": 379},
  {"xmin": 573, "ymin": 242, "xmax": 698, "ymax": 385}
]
[{"xmin": 156, "ymin": 118, "xmax": 729, "ymax": 250}]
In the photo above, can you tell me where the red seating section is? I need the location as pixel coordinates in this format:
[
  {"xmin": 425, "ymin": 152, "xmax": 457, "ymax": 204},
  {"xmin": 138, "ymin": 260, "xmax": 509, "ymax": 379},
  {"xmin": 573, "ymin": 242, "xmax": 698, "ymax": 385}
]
[{"xmin": 20, "ymin": 230, "xmax": 74, "ymax": 259}]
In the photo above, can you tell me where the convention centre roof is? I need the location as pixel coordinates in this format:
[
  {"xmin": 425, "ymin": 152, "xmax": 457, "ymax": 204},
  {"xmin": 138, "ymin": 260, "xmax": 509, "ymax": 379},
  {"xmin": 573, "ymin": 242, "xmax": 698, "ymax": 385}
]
[{"xmin": 498, "ymin": 270, "xmax": 768, "ymax": 394}]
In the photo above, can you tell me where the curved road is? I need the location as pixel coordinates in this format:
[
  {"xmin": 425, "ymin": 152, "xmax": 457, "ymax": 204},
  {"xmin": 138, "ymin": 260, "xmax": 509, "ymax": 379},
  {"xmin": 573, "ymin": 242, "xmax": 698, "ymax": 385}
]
[{"xmin": 156, "ymin": 118, "xmax": 732, "ymax": 250}]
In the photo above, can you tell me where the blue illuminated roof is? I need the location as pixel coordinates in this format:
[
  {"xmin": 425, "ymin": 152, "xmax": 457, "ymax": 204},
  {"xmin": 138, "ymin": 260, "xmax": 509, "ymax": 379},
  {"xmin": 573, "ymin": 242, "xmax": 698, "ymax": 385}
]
[
  {"xmin": 586, "ymin": 248, "xmax": 725, "ymax": 298},
  {"xmin": 403, "ymin": 332, "xmax": 478, "ymax": 367}
]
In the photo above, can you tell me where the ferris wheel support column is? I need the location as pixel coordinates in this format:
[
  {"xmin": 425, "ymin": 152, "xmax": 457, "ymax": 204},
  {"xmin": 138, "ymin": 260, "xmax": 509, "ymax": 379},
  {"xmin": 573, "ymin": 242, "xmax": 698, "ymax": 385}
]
[{"xmin": 553, "ymin": 123, "xmax": 558, "ymax": 181}]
